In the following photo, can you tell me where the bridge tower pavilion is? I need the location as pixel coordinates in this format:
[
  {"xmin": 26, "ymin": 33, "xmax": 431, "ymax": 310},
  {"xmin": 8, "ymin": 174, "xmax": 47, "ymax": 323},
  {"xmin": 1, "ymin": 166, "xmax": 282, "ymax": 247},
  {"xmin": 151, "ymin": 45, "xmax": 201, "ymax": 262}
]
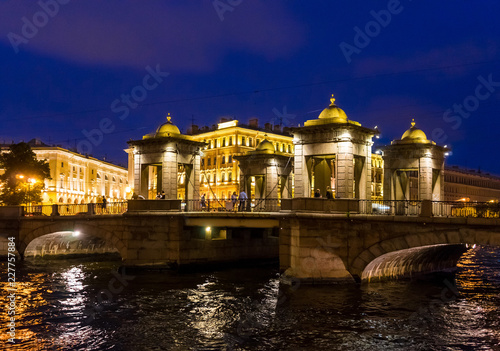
[
  {"xmin": 291, "ymin": 95, "xmax": 378, "ymax": 199},
  {"xmin": 234, "ymin": 136, "xmax": 293, "ymax": 211},
  {"xmin": 127, "ymin": 114, "xmax": 206, "ymax": 204},
  {"xmin": 382, "ymin": 119, "xmax": 448, "ymax": 201}
]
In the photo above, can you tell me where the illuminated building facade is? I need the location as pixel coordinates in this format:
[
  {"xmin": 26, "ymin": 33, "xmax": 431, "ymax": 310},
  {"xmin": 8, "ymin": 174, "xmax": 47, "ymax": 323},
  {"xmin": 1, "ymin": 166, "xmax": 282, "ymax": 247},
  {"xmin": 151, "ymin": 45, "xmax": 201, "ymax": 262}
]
[
  {"xmin": 1, "ymin": 139, "xmax": 129, "ymax": 204},
  {"xmin": 443, "ymin": 166, "xmax": 500, "ymax": 202},
  {"xmin": 187, "ymin": 119, "xmax": 295, "ymax": 200}
]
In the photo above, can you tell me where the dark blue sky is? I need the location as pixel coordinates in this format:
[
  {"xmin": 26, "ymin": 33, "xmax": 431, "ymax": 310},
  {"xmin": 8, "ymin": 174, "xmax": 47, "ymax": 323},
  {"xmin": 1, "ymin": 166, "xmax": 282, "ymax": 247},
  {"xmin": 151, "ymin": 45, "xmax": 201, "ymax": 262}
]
[{"xmin": 1, "ymin": 1, "xmax": 499, "ymax": 173}]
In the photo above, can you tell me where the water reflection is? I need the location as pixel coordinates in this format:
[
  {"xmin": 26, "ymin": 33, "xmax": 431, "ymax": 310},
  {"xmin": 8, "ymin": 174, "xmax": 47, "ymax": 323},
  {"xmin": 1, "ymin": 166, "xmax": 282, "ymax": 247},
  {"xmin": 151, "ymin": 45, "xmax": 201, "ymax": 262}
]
[{"xmin": 0, "ymin": 246, "xmax": 498, "ymax": 350}]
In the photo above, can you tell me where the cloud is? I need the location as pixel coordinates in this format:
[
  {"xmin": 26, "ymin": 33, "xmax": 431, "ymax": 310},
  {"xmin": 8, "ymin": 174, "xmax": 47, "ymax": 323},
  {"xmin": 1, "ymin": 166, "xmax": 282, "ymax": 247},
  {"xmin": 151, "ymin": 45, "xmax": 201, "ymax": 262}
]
[
  {"xmin": 353, "ymin": 43, "xmax": 498, "ymax": 77},
  {"xmin": 0, "ymin": 0, "xmax": 304, "ymax": 71}
]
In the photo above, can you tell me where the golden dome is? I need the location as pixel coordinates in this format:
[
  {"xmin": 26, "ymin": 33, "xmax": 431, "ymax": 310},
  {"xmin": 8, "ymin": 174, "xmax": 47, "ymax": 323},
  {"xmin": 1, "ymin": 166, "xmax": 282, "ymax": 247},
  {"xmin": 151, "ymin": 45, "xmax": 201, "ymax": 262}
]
[
  {"xmin": 401, "ymin": 119, "xmax": 428, "ymax": 141},
  {"xmin": 155, "ymin": 113, "xmax": 180, "ymax": 136},
  {"xmin": 318, "ymin": 94, "xmax": 348, "ymax": 123},
  {"xmin": 255, "ymin": 138, "xmax": 275, "ymax": 153}
]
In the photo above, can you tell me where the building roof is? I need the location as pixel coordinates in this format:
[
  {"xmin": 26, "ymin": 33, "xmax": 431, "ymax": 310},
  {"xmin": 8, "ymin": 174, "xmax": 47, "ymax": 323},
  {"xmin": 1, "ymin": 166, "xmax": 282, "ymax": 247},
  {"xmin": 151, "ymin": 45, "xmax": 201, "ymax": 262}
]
[
  {"xmin": 318, "ymin": 94, "xmax": 348, "ymax": 122},
  {"xmin": 392, "ymin": 119, "xmax": 435, "ymax": 145},
  {"xmin": 144, "ymin": 113, "xmax": 181, "ymax": 139}
]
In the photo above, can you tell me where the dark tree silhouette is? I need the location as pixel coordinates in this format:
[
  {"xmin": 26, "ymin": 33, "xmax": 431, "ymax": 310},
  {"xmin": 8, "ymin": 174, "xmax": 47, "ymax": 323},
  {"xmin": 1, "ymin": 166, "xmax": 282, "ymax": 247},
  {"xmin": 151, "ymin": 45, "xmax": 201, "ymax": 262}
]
[{"xmin": 0, "ymin": 142, "xmax": 50, "ymax": 206}]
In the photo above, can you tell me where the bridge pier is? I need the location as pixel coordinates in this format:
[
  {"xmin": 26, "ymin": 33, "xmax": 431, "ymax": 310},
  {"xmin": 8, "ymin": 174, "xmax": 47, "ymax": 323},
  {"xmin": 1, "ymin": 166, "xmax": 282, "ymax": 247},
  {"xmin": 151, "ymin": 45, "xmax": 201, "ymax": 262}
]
[
  {"xmin": 280, "ymin": 215, "xmax": 356, "ymax": 284},
  {"xmin": 279, "ymin": 213, "xmax": 500, "ymax": 284}
]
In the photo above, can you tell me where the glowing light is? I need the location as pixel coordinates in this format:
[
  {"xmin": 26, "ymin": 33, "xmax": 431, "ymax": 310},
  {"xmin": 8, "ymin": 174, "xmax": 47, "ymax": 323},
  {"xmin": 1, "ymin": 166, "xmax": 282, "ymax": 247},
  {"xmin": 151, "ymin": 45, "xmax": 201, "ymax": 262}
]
[
  {"xmin": 205, "ymin": 227, "xmax": 211, "ymax": 233},
  {"xmin": 125, "ymin": 186, "xmax": 131, "ymax": 193},
  {"xmin": 218, "ymin": 120, "xmax": 238, "ymax": 129},
  {"xmin": 73, "ymin": 231, "xmax": 80, "ymax": 237}
]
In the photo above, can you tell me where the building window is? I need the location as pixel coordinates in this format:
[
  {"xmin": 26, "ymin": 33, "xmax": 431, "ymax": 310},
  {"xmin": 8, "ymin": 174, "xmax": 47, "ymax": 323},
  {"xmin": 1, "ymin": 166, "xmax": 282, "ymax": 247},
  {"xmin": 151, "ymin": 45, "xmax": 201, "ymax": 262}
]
[
  {"xmin": 229, "ymin": 137, "xmax": 233, "ymax": 146},
  {"xmin": 228, "ymin": 155, "xmax": 232, "ymax": 163},
  {"xmin": 201, "ymin": 159, "xmax": 205, "ymax": 167},
  {"xmin": 242, "ymin": 136, "xmax": 246, "ymax": 146},
  {"xmin": 228, "ymin": 172, "xmax": 232, "ymax": 182},
  {"xmin": 61, "ymin": 162, "xmax": 64, "ymax": 167},
  {"xmin": 256, "ymin": 138, "xmax": 260, "ymax": 146},
  {"xmin": 222, "ymin": 138, "xmax": 226, "ymax": 147},
  {"xmin": 222, "ymin": 156, "xmax": 225, "ymax": 164},
  {"xmin": 221, "ymin": 173, "xmax": 226, "ymax": 182},
  {"xmin": 214, "ymin": 157, "xmax": 217, "ymax": 165},
  {"xmin": 288, "ymin": 145, "xmax": 291, "ymax": 153},
  {"xmin": 208, "ymin": 158, "xmax": 211, "ymax": 166},
  {"xmin": 249, "ymin": 138, "xmax": 253, "ymax": 147}
]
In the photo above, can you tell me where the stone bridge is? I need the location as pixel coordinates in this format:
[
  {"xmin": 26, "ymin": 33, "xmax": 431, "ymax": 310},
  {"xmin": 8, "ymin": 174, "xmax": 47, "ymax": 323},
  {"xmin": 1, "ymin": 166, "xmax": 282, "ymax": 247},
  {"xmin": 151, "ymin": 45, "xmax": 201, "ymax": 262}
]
[{"xmin": 1, "ymin": 204, "xmax": 499, "ymax": 283}]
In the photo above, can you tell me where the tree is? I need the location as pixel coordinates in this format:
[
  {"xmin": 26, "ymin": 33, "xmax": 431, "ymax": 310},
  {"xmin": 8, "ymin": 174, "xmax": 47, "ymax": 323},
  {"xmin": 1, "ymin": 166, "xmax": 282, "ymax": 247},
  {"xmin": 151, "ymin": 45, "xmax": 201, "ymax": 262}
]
[{"xmin": 0, "ymin": 142, "xmax": 50, "ymax": 206}]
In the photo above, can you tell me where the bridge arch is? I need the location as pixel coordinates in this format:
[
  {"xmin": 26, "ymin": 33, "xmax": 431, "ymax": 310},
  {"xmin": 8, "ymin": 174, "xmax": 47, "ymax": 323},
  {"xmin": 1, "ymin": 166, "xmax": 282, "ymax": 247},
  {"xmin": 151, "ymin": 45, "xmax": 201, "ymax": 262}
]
[
  {"xmin": 18, "ymin": 221, "xmax": 127, "ymax": 260},
  {"xmin": 350, "ymin": 228, "xmax": 500, "ymax": 281}
]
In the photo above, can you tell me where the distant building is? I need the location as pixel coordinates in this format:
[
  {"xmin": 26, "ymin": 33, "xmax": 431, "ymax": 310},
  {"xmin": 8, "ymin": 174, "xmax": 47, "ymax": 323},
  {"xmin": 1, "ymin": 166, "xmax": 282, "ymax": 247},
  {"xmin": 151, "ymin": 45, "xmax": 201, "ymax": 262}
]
[
  {"xmin": 187, "ymin": 119, "xmax": 295, "ymax": 200},
  {"xmin": 0, "ymin": 139, "xmax": 129, "ymax": 204},
  {"xmin": 444, "ymin": 166, "xmax": 500, "ymax": 202}
]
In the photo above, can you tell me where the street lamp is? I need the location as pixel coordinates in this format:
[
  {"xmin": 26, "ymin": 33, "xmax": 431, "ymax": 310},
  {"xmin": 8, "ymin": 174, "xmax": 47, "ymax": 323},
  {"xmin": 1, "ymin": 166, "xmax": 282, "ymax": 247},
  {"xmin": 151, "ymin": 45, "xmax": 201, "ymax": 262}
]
[
  {"xmin": 27, "ymin": 178, "xmax": 37, "ymax": 208},
  {"xmin": 16, "ymin": 174, "xmax": 38, "ymax": 208}
]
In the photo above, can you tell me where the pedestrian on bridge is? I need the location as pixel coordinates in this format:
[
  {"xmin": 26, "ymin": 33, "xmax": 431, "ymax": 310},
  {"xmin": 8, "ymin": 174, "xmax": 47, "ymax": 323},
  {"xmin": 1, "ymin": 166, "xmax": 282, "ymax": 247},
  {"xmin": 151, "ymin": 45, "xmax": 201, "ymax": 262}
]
[
  {"xmin": 231, "ymin": 192, "xmax": 238, "ymax": 211},
  {"xmin": 102, "ymin": 195, "xmax": 107, "ymax": 213},
  {"xmin": 238, "ymin": 191, "xmax": 248, "ymax": 211}
]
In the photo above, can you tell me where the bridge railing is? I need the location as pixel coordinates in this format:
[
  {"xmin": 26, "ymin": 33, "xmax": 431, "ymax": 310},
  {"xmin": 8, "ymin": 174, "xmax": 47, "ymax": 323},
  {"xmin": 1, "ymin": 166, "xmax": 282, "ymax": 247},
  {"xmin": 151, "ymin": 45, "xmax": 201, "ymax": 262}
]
[
  {"xmin": 182, "ymin": 198, "xmax": 281, "ymax": 212},
  {"xmin": 20, "ymin": 202, "xmax": 128, "ymax": 217},
  {"xmin": 23, "ymin": 204, "xmax": 53, "ymax": 217},
  {"xmin": 358, "ymin": 200, "xmax": 421, "ymax": 216},
  {"xmin": 432, "ymin": 201, "xmax": 500, "ymax": 218}
]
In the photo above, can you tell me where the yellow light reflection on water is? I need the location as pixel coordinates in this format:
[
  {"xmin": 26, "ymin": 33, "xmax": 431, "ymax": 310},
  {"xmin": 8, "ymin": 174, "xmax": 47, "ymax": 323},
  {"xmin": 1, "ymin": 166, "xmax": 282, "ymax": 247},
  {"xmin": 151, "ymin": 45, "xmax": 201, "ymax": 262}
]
[{"xmin": 0, "ymin": 272, "xmax": 48, "ymax": 347}]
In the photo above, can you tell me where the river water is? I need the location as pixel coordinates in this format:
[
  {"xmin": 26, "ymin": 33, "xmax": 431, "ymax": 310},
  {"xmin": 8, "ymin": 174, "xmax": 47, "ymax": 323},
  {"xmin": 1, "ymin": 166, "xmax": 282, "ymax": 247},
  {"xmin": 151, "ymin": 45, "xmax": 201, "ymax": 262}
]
[{"xmin": 1, "ymin": 246, "xmax": 499, "ymax": 351}]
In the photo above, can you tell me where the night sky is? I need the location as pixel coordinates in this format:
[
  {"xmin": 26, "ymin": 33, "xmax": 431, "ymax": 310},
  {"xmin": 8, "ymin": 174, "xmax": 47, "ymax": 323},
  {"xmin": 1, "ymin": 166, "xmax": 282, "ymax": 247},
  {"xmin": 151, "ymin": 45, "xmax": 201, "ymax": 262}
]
[{"xmin": 1, "ymin": 1, "xmax": 499, "ymax": 173}]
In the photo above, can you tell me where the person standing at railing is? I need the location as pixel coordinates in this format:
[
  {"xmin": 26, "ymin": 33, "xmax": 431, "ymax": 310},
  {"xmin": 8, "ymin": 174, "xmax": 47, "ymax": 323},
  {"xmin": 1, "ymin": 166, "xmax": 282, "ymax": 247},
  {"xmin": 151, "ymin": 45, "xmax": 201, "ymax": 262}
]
[
  {"xmin": 314, "ymin": 189, "xmax": 321, "ymax": 198},
  {"xmin": 160, "ymin": 191, "xmax": 165, "ymax": 199},
  {"xmin": 102, "ymin": 195, "xmax": 107, "ymax": 214},
  {"xmin": 326, "ymin": 186, "xmax": 333, "ymax": 199},
  {"xmin": 201, "ymin": 194, "xmax": 207, "ymax": 211},
  {"xmin": 238, "ymin": 191, "xmax": 248, "ymax": 212},
  {"xmin": 231, "ymin": 192, "xmax": 238, "ymax": 212}
]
